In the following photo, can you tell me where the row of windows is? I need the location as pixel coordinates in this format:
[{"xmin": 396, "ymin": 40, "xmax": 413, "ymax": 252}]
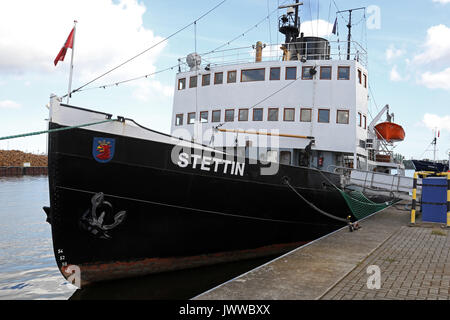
[
  {"xmin": 175, "ymin": 108, "xmax": 367, "ymax": 126},
  {"xmin": 178, "ymin": 66, "xmax": 368, "ymax": 90}
]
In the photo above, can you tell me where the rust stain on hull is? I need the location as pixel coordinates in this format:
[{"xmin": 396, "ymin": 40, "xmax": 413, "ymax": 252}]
[{"xmin": 61, "ymin": 241, "xmax": 308, "ymax": 286}]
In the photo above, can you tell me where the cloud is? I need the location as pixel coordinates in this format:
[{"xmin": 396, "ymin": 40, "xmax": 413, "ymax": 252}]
[
  {"xmin": 0, "ymin": 0, "xmax": 166, "ymax": 85},
  {"xmin": 420, "ymin": 67, "xmax": 450, "ymax": 90},
  {"xmin": 433, "ymin": 0, "xmax": 450, "ymax": 3},
  {"xmin": 131, "ymin": 80, "xmax": 173, "ymax": 102},
  {"xmin": 389, "ymin": 65, "xmax": 403, "ymax": 81},
  {"xmin": 300, "ymin": 20, "xmax": 334, "ymax": 37},
  {"xmin": 0, "ymin": 100, "xmax": 21, "ymax": 109},
  {"xmin": 413, "ymin": 24, "xmax": 450, "ymax": 65},
  {"xmin": 386, "ymin": 45, "xmax": 404, "ymax": 62},
  {"xmin": 422, "ymin": 113, "xmax": 450, "ymax": 133}
]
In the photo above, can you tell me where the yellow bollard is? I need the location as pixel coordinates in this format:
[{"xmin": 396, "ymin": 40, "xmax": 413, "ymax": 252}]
[{"xmin": 410, "ymin": 172, "xmax": 419, "ymax": 225}]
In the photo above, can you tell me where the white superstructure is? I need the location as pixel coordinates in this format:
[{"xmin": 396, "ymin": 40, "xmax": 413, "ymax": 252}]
[{"xmin": 170, "ymin": 3, "xmax": 402, "ymax": 174}]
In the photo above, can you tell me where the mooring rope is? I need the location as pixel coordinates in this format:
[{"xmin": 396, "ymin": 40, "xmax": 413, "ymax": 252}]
[
  {"xmin": 283, "ymin": 178, "xmax": 350, "ymax": 224},
  {"xmin": 0, "ymin": 119, "xmax": 116, "ymax": 141}
]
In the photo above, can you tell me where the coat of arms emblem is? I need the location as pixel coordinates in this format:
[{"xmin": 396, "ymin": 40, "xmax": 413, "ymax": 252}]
[{"xmin": 93, "ymin": 137, "xmax": 115, "ymax": 163}]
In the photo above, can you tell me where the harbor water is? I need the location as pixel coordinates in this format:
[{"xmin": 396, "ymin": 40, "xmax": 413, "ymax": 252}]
[
  {"xmin": 0, "ymin": 176, "xmax": 277, "ymax": 300},
  {"xmin": 0, "ymin": 176, "xmax": 76, "ymax": 299}
]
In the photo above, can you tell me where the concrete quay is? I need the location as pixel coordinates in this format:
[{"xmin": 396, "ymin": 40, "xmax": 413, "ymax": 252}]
[{"xmin": 194, "ymin": 203, "xmax": 450, "ymax": 300}]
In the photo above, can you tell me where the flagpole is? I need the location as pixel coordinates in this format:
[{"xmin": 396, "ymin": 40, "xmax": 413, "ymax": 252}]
[{"xmin": 67, "ymin": 20, "xmax": 77, "ymax": 104}]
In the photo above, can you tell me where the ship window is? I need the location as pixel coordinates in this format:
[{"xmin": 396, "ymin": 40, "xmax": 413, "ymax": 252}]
[
  {"xmin": 363, "ymin": 115, "xmax": 367, "ymax": 129},
  {"xmin": 175, "ymin": 114, "xmax": 183, "ymax": 126},
  {"xmin": 241, "ymin": 68, "xmax": 265, "ymax": 82},
  {"xmin": 225, "ymin": 109, "xmax": 235, "ymax": 122},
  {"xmin": 202, "ymin": 74, "xmax": 210, "ymax": 86},
  {"xmin": 284, "ymin": 108, "xmax": 295, "ymax": 121},
  {"xmin": 260, "ymin": 150, "xmax": 278, "ymax": 162},
  {"xmin": 227, "ymin": 70, "xmax": 237, "ymax": 83},
  {"xmin": 178, "ymin": 78, "xmax": 186, "ymax": 90},
  {"xmin": 239, "ymin": 109, "xmax": 249, "ymax": 121},
  {"xmin": 320, "ymin": 66, "xmax": 332, "ymax": 80},
  {"xmin": 285, "ymin": 67, "xmax": 297, "ymax": 80},
  {"xmin": 300, "ymin": 108, "xmax": 312, "ymax": 122},
  {"xmin": 187, "ymin": 112, "xmax": 196, "ymax": 124},
  {"xmin": 200, "ymin": 111, "xmax": 208, "ymax": 123},
  {"xmin": 189, "ymin": 75, "xmax": 197, "ymax": 88},
  {"xmin": 363, "ymin": 74, "xmax": 367, "ymax": 88},
  {"xmin": 358, "ymin": 112, "xmax": 362, "ymax": 126},
  {"xmin": 270, "ymin": 67, "xmax": 281, "ymax": 80},
  {"xmin": 337, "ymin": 110, "xmax": 349, "ymax": 124},
  {"xmin": 280, "ymin": 151, "xmax": 291, "ymax": 165},
  {"xmin": 214, "ymin": 72, "xmax": 223, "ymax": 84},
  {"xmin": 358, "ymin": 69, "xmax": 362, "ymax": 84},
  {"xmin": 253, "ymin": 108, "xmax": 263, "ymax": 121},
  {"xmin": 212, "ymin": 110, "xmax": 221, "ymax": 122},
  {"xmin": 318, "ymin": 109, "xmax": 330, "ymax": 123},
  {"xmin": 302, "ymin": 66, "xmax": 314, "ymax": 80},
  {"xmin": 268, "ymin": 108, "xmax": 279, "ymax": 121},
  {"xmin": 338, "ymin": 66, "xmax": 350, "ymax": 80}
]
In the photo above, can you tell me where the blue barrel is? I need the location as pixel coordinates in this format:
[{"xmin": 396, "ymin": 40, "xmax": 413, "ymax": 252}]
[{"xmin": 422, "ymin": 177, "xmax": 448, "ymax": 223}]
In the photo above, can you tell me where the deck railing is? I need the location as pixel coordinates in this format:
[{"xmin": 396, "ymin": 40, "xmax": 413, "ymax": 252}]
[{"xmin": 178, "ymin": 40, "xmax": 368, "ymax": 73}]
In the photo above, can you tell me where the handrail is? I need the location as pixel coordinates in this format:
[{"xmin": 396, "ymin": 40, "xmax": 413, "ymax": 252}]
[{"xmin": 178, "ymin": 40, "xmax": 368, "ymax": 72}]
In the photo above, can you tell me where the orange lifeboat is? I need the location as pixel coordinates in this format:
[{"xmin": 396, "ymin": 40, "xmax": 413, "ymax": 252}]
[{"xmin": 374, "ymin": 122, "xmax": 405, "ymax": 142}]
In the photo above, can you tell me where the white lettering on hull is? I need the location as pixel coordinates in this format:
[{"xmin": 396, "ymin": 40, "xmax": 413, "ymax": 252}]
[{"xmin": 177, "ymin": 152, "xmax": 245, "ymax": 176}]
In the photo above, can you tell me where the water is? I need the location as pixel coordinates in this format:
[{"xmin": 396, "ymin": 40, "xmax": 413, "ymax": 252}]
[
  {"xmin": 0, "ymin": 176, "xmax": 76, "ymax": 299},
  {"xmin": 0, "ymin": 176, "xmax": 277, "ymax": 300}
]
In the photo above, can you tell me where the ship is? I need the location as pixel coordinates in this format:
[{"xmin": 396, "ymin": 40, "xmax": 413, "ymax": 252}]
[
  {"xmin": 404, "ymin": 130, "xmax": 449, "ymax": 172},
  {"xmin": 44, "ymin": 2, "xmax": 404, "ymax": 285}
]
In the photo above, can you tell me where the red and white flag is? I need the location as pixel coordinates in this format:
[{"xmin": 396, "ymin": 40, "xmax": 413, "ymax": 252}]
[{"xmin": 54, "ymin": 27, "xmax": 75, "ymax": 66}]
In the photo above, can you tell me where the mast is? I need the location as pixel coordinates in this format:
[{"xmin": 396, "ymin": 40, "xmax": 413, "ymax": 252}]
[
  {"xmin": 67, "ymin": 20, "xmax": 77, "ymax": 104},
  {"xmin": 336, "ymin": 7, "xmax": 365, "ymax": 60}
]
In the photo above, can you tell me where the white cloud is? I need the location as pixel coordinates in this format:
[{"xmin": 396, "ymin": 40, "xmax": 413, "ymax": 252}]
[
  {"xmin": 420, "ymin": 67, "xmax": 450, "ymax": 90},
  {"xmin": 433, "ymin": 0, "xmax": 450, "ymax": 3},
  {"xmin": 389, "ymin": 65, "xmax": 409, "ymax": 82},
  {"xmin": 413, "ymin": 24, "xmax": 450, "ymax": 65},
  {"xmin": 422, "ymin": 113, "xmax": 450, "ymax": 133},
  {"xmin": 0, "ymin": 100, "xmax": 21, "ymax": 109},
  {"xmin": 0, "ymin": 0, "xmax": 166, "ymax": 86},
  {"xmin": 385, "ymin": 45, "xmax": 404, "ymax": 62},
  {"xmin": 390, "ymin": 65, "xmax": 402, "ymax": 81},
  {"xmin": 131, "ymin": 80, "xmax": 173, "ymax": 102},
  {"xmin": 300, "ymin": 20, "xmax": 334, "ymax": 37}
]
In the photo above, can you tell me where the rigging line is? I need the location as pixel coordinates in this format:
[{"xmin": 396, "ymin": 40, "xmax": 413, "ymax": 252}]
[
  {"xmin": 308, "ymin": 0, "xmax": 314, "ymax": 36},
  {"xmin": 316, "ymin": 0, "xmax": 320, "ymax": 37},
  {"xmin": 332, "ymin": 0, "xmax": 347, "ymax": 23},
  {"xmin": 69, "ymin": 0, "xmax": 290, "ymax": 94},
  {"xmin": 201, "ymin": 0, "xmax": 292, "ymax": 56},
  {"xmin": 368, "ymin": 82, "xmax": 380, "ymax": 115},
  {"xmin": 327, "ymin": 0, "xmax": 332, "ymax": 33},
  {"xmin": 267, "ymin": 0, "xmax": 272, "ymax": 45},
  {"xmin": 194, "ymin": 21, "xmax": 199, "ymax": 143},
  {"xmin": 216, "ymin": 72, "xmax": 304, "ymax": 127},
  {"xmin": 75, "ymin": 63, "xmax": 183, "ymax": 92},
  {"xmin": 63, "ymin": 0, "xmax": 228, "ymax": 98}
]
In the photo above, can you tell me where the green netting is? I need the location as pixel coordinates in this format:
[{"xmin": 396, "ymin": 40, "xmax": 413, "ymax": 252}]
[{"xmin": 339, "ymin": 190, "xmax": 398, "ymax": 220}]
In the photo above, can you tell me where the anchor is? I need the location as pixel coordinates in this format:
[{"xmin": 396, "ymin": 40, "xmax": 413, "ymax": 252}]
[{"xmin": 79, "ymin": 192, "xmax": 127, "ymax": 239}]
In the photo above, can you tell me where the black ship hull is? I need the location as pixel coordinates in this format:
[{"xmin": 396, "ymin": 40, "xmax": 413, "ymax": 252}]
[
  {"xmin": 46, "ymin": 103, "xmax": 353, "ymax": 285},
  {"xmin": 410, "ymin": 159, "xmax": 449, "ymax": 173}
]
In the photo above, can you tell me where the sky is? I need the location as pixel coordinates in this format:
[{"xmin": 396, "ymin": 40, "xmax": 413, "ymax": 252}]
[{"xmin": 0, "ymin": 0, "xmax": 449, "ymax": 161}]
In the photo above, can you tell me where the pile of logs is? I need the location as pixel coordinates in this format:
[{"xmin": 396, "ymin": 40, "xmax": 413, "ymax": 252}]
[{"xmin": 0, "ymin": 150, "xmax": 48, "ymax": 167}]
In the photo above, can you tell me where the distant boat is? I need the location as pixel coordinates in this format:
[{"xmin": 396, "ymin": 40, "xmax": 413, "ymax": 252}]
[{"xmin": 410, "ymin": 159, "xmax": 449, "ymax": 172}]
